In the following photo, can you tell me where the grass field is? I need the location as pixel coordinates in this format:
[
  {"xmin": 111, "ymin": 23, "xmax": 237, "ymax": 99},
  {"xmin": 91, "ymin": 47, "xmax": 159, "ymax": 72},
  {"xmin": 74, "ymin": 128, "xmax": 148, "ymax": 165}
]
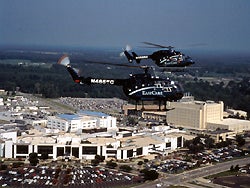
[
  {"xmin": 212, "ymin": 174, "xmax": 250, "ymax": 188},
  {"xmin": 207, "ymin": 171, "xmax": 250, "ymax": 188}
]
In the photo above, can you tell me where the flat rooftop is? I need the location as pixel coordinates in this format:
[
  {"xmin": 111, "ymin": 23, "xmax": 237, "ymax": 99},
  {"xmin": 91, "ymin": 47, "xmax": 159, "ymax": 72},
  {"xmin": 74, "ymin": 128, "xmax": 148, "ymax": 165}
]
[
  {"xmin": 120, "ymin": 135, "xmax": 163, "ymax": 149},
  {"xmin": 221, "ymin": 118, "xmax": 250, "ymax": 126},
  {"xmin": 79, "ymin": 110, "xmax": 109, "ymax": 117},
  {"xmin": 18, "ymin": 136, "xmax": 56, "ymax": 145}
]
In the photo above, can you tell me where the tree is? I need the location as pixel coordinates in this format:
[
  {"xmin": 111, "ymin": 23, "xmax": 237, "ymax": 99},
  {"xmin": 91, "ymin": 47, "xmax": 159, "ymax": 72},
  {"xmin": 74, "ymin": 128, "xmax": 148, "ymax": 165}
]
[
  {"xmin": 215, "ymin": 140, "xmax": 232, "ymax": 148},
  {"xmin": 137, "ymin": 161, "xmax": 143, "ymax": 166},
  {"xmin": 95, "ymin": 155, "xmax": 105, "ymax": 162},
  {"xmin": 40, "ymin": 153, "xmax": 49, "ymax": 160},
  {"xmin": 234, "ymin": 164, "xmax": 240, "ymax": 172},
  {"xmin": 0, "ymin": 164, "xmax": 7, "ymax": 171},
  {"xmin": 127, "ymin": 116, "xmax": 138, "ymax": 125},
  {"xmin": 193, "ymin": 136, "xmax": 201, "ymax": 145},
  {"xmin": 230, "ymin": 165, "xmax": 234, "ymax": 171},
  {"xmin": 184, "ymin": 136, "xmax": 204, "ymax": 153},
  {"xmin": 106, "ymin": 160, "xmax": 117, "ymax": 169},
  {"xmin": 140, "ymin": 169, "xmax": 159, "ymax": 181},
  {"xmin": 204, "ymin": 136, "xmax": 215, "ymax": 149},
  {"xmin": 91, "ymin": 155, "xmax": 105, "ymax": 166},
  {"xmin": 119, "ymin": 165, "xmax": 132, "ymax": 172},
  {"xmin": 29, "ymin": 153, "xmax": 39, "ymax": 166},
  {"xmin": 91, "ymin": 159, "xmax": 100, "ymax": 166},
  {"xmin": 236, "ymin": 135, "xmax": 246, "ymax": 147}
]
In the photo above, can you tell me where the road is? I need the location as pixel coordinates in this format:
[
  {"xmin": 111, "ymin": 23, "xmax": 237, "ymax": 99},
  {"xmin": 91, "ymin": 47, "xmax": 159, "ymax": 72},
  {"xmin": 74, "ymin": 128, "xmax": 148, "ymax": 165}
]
[{"xmin": 134, "ymin": 157, "xmax": 250, "ymax": 188}]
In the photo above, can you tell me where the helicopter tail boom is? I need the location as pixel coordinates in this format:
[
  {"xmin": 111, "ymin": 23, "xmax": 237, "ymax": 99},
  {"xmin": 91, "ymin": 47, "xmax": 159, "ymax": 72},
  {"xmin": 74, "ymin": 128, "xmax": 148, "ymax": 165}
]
[
  {"xmin": 124, "ymin": 50, "xmax": 133, "ymax": 63},
  {"xmin": 66, "ymin": 65, "xmax": 82, "ymax": 83},
  {"xmin": 58, "ymin": 55, "xmax": 127, "ymax": 86},
  {"xmin": 124, "ymin": 50, "xmax": 150, "ymax": 64},
  {"xmin": 131, "ymin": 52, "xmax": 141, "ymax": 64}
]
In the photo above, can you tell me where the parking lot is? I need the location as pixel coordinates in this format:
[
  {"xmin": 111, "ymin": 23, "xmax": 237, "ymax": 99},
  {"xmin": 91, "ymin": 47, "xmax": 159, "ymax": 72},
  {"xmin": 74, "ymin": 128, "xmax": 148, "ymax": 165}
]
[
  {"xmin": 144, "ymin": 146, "xmax": 245, "ymax": 174},
  {"xmin": 58, "ymin": 97, "xmax": 126, "ymax": 113},
  {"xmin": 0, "ymin": 145, "xmax": 248, "ymax": 187},
  {"xmin": 0, "ymin": 165, "xmax": 141, "ymax": 187}
]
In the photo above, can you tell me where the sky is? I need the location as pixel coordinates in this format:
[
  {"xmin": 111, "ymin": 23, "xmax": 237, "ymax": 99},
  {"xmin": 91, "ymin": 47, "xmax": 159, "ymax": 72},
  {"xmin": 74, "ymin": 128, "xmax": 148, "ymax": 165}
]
[{"xmin": 1, "ymin": 0, "xmax": 250, "ymax": 52}]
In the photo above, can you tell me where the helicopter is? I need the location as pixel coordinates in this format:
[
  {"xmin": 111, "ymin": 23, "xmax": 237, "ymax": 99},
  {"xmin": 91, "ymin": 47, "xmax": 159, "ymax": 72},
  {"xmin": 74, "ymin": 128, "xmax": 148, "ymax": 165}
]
[
  {"xmin": 58, "ymin": 55, "xmax": 184, "ymax": 110},
  {"xmin": 123, "ymin": 42, "xmax": 195, "ymax": 68}
]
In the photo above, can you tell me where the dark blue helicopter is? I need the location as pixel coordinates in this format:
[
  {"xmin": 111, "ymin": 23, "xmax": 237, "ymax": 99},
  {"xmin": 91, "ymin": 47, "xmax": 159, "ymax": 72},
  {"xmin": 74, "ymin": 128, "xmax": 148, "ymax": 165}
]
[
  {"xmin": 123, "ymin": 42, "xmax": 195, "ymax": 68},
  {"xmin": 58, "ymin": 55, "xmax": 184, "ymax": 110}
]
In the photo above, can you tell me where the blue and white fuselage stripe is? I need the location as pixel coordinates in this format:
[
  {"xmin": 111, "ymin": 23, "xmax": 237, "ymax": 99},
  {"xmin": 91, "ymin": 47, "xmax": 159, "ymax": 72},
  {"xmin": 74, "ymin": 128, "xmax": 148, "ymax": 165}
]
[{"xmin": 128, "ymin": 86, "xmax": 172, "ymax": 96}]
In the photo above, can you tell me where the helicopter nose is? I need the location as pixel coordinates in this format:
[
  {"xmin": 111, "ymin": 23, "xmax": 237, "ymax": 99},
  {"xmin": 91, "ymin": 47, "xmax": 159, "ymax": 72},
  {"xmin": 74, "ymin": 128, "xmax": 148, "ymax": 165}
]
[{"xmin": 188, "ymin": 59, "xmax": 195, "ymax": 65}]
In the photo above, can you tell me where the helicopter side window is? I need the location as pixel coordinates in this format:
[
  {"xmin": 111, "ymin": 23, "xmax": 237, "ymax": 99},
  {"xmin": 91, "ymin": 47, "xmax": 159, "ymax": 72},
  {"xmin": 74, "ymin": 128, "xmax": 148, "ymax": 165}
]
[
  {"xmin": 177, "ymin": 54, "xmax": 183, "ymax": 62},
  {"xmin": 155, "ymin": 83, "xmax": 162, "ymax": 88},
  {"xmin": 164, "ymin": 87, "xmax": 172, "ymax": 92}
]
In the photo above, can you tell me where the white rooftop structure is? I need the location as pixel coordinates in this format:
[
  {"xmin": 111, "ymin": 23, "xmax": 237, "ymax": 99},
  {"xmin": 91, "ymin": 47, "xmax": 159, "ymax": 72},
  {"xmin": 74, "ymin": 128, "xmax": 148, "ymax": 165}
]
[{"xmin": 47, "ymin": 111, "xmax": 117, "ymax": 133}]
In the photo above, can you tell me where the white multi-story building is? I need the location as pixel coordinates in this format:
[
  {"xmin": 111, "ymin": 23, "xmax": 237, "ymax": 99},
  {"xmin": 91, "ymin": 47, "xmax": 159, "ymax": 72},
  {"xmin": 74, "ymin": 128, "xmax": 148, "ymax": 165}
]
[
  {"xmin": 78, "ymin": 110, "xmax": 117, "ymax": 129},
  {"xmin": 167, "ymin": 100, "xmax": 224, "ymax": 129},
  {"xmin": 47, "ymin": 111, "xmax": 117, "ymax": 133},
  {"xmin": 167, "ymin": 100, "xmax": 250, "ymax": 133}
]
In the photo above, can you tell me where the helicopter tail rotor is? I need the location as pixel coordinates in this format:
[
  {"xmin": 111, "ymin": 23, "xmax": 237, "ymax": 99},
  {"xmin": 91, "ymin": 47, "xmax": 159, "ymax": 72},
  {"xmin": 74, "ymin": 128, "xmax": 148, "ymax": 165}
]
[
  {"xmin": 58, "ymin": 55, "xmax": 82, "ymax": 84},
  {"xmin": 120, "ymin": 44, "xmax": 132, "ymax": 56},
  {"xmin": 120, "ymin": 45, "xmax": 134, "ymax": 63},
  {"xmin": 58, "ymin": 54, "xmax": 70, "ymax": 66},
  {"xmin": 125, "ymin": 44, "xmax": 132, "ymax": 52}
]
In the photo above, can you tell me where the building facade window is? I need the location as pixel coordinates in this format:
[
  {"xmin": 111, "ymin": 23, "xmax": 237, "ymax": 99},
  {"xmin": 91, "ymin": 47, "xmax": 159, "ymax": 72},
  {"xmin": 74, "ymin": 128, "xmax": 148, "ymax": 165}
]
[
  {"xmin": 136, "ymin": 147, "xmax": 143, "ymax": 155},
  {"xmin": 38, "ymin": 146, "xmax": 53, "ymax": 154},
  {"xmin": 57, "ymin": 147, "xmax": 64, "ymax": 157},
  {"xmin": 127, "ymin": 149, "xmax": 133, "ymax": 158},
  {"xmin": 16, "ymin": 145, "xmax": 28, "ymax": 154},
  {"xmin": 82, "ymin": 146, "xmax": 97, "ymax": 155}
]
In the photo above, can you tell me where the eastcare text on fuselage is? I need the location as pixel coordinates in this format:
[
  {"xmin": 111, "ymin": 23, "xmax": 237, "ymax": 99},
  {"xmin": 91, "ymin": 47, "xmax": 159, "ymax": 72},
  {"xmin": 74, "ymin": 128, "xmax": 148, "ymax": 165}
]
[{"xmin": 142, "ymin": 90, "xmax": 163, "ymax": 96}]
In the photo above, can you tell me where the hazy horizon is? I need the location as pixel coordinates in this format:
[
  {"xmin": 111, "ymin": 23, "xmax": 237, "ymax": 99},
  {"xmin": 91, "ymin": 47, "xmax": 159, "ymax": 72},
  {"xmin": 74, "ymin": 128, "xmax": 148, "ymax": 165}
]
[{"xmin": 1, "ymin": 0, "xmax": 250, "ymax": 53}]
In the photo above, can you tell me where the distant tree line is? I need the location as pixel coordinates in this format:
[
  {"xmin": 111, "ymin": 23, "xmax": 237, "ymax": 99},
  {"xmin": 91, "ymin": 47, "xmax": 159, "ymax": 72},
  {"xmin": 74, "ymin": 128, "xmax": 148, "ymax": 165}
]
[
  {"xmin": 0, "ymin": 62, "xmax": 249, "ymax": 117},
  {"xmin": 0, "ymin": 63, "xmax": 126, "ymax": 99}
]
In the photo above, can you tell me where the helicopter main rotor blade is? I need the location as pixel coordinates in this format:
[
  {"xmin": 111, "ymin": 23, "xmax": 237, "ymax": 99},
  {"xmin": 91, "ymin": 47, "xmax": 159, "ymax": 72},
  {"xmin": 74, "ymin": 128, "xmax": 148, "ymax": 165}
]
[
  {"xmin": 83, "ymin": 60, "xmax": 151, "ymax": 69},
  {"xmin": 120, "ymin": 44, "xmax": 132, "ymax": 57},
  {"xmin": 142, "ymin": 42, "xmax": 174, "ymax": 49}
]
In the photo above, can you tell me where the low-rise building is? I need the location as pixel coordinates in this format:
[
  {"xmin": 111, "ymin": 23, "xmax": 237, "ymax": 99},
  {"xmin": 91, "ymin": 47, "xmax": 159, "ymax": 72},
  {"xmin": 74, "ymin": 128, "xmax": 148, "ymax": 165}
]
[
  {"xmin": 226, "ymin": 109, "xmax": 247, "ymax": 118},
  {"xmin": 187, "ymin": 129, "xmax": 236, "ymax": 143},
  {"xmin": 206, "ymin": 118, "xmax": 250, "ymax": 133},
  {"xmin": 142, "ymin": 111, "xmax": 166, "ymax": 122},
  {"xmin": 7, "ymin": 126, "xmax": 183, "ymax": 160}
]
